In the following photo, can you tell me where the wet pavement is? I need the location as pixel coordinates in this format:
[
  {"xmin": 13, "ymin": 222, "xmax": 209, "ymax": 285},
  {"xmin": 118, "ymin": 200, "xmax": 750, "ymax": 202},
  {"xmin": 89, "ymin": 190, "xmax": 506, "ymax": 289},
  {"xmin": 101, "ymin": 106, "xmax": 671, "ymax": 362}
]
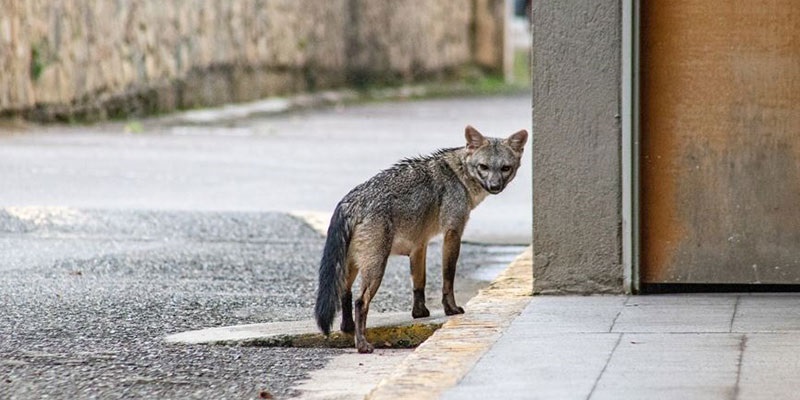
[
  {"xmin": 0, "ymin": 208, "xmax": 519, "ymax": 398},
  {"xmin": 0, "ymin": 93, "xmax": 531, "ymax": 244},
  {"xmin": 0, "ymin": 93, "xmax": 531, "ymax": 399}
]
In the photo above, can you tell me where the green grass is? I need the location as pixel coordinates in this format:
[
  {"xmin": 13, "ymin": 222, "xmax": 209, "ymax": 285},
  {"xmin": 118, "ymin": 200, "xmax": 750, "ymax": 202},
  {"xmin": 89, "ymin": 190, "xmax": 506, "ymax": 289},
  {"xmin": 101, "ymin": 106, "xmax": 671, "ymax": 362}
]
[
  {"xmin": 30, "ymin": 45, "xmax": 45, "ymax": 81},
  {"xmin": 512, "ymin": 48, "xmax": 532, "ymax": 86}
]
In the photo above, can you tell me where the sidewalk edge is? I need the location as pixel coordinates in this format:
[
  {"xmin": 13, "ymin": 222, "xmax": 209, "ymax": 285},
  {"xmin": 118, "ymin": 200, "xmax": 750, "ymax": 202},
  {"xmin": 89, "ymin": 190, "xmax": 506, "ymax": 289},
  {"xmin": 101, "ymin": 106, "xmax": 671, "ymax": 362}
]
[{"xmin": 365, "ymin": 246, "xmax": 533, "ymax": 400}]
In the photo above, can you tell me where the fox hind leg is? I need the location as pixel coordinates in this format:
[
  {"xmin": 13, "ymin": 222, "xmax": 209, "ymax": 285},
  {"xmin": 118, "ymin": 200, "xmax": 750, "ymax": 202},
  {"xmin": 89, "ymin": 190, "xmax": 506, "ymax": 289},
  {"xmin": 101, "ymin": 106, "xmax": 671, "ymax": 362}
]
[
  {"xmin": 340, "ymin": 260, "xmax": 358, "ymax": 334},
  {"xmin": 410, "ymin": 244, "xmax": 430, "ymax": 318},
  {"xmin": 351, "ymin": 227, "xmax": 391, "ymax": 353},
  {"xmin": 354, "ymin": 262, "xmax": 387, "ymax": 354},
  {"xmin": 355, "ymin": 248, "xmax": 390, "ymax": 353}
]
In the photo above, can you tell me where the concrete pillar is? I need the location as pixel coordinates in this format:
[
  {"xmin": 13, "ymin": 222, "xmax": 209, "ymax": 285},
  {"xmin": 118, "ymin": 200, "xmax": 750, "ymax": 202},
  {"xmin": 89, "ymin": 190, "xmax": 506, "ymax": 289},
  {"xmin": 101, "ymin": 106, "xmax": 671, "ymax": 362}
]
[{"xmin": 531, "ymin": 1, "xmax": 623, "ymax": 293}]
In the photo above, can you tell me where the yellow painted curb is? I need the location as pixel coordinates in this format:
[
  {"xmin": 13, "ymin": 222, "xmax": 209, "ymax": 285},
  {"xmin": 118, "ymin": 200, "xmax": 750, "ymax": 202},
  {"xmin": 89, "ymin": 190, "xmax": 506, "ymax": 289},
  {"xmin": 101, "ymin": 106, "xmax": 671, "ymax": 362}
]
[{"xmin": 366, "ymin": 246, "xmax": 533, "ymax": 400}]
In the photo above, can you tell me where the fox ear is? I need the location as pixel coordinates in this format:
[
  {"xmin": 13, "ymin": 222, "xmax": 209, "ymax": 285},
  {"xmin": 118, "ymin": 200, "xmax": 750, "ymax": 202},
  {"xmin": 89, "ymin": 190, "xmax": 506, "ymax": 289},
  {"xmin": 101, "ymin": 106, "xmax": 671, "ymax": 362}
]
[
  {"xmin": 465, "ymin": 125, "xmax": 487, "ymax": 151},
  {"xmin": 506, "ymin": 129, "xmax": 528, "ymax": 153}
]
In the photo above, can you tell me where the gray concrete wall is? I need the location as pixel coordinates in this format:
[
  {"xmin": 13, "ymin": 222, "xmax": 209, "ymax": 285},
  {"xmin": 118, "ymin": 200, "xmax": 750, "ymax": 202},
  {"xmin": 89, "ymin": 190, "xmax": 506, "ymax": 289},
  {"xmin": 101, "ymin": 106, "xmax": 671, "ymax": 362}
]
[
  {"xmin": 531, "ymin": 1, "xmax": 623, "ymax": 293},
  {"xmin": 0, "ymin": 0, "xmax": 490, "ymax": 121}
]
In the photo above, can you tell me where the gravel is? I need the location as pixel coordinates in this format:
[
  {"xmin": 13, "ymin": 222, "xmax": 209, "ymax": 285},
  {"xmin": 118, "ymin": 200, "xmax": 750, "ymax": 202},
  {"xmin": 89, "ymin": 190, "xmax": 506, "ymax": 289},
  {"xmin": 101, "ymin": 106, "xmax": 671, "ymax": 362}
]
[{"xmin": 0, "ymin": 209, "xmax": 506, "ymax": 399}]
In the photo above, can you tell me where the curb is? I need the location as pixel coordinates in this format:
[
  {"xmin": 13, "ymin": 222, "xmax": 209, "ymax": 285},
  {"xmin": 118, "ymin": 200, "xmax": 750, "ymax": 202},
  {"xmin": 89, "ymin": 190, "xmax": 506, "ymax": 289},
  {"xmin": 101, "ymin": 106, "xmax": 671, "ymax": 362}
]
[
  {"xmin": 289, "ymin": 211, "xmax": 332, "ymax": 237},
  {"xmin": 366, "ymin": 246, "xmax": 533, "ymax": 400},
  {"xmin": 157, "ymin": 83, "xmax": 528, "ymax": 126},
  {"xmin": 163, "ymin": 311, "xmax": 448, "ymax": 350}
]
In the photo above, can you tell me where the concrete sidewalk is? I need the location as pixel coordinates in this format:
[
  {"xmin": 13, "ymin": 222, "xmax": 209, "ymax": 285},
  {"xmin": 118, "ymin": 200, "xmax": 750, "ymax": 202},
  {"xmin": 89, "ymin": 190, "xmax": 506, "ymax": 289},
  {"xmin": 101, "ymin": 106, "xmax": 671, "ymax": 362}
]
[
  {"xmin": 445, "ymin": 294, "xmax": 800, "ymax": 400},
  {"xmin": 368, "ymin": 250, "xmax": 800, "ymax": 400}
]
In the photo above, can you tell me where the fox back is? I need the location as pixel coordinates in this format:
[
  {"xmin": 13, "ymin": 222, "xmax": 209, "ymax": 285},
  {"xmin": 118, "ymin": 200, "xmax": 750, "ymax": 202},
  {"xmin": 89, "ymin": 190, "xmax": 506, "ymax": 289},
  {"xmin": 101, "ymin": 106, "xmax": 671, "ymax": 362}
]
[{"xmin": 336, "ymin": 127, "xmax": 526, "ymax": 242}]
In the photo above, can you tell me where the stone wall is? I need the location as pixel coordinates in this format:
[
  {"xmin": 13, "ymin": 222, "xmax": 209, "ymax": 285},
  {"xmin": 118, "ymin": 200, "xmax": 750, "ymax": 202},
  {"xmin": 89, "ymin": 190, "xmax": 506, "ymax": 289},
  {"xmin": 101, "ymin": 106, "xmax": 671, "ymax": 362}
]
[
  {"xmin": 346, "ymin": 1, "xmax": 473, "ymax": 84},
  {"xmin": 0, "ymin": 0, "xmax": 483, "ymax": 121}
]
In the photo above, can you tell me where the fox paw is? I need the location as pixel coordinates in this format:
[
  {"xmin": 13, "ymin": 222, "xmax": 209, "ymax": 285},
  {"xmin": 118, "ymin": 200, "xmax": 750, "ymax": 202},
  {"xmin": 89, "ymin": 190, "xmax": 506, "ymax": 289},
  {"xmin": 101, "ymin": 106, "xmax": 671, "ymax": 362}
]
[
  {"xmin": 444, "ymin": 305, "xmax": 465, "ymax": 315},
  {"xmin": 340, "ymin": 319, "xmax": 355, "ymax": 334},
  {"xmin": 412, "ymin": 305, "xmax": 431, "ymax": 319},
  {"xmin": 357, "ymin": 341, "xmax": 374, "ymax": 354}
]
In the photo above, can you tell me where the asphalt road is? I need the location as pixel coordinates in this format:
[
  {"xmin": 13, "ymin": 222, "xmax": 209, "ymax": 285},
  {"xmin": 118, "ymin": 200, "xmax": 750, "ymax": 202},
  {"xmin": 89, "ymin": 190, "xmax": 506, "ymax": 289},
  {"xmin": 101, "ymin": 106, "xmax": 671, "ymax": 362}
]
[
  {"xmin": 0, "ymin": 209, "xmax": 515, "ymax": 399},
  {"xmin": 0, "ymin": 93, "xmax": 532, "ymax": 244},
  {"xmin": 0, "ymin": 94, "xmax": 531, "ymax": 399}
]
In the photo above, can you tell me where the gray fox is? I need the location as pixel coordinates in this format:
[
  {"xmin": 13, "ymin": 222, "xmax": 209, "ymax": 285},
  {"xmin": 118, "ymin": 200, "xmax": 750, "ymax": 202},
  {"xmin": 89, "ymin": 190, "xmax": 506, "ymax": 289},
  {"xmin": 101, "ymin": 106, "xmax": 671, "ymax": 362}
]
[{"xmin": 314, "ymin": 125, "xmax": 528, "ymax": 353}]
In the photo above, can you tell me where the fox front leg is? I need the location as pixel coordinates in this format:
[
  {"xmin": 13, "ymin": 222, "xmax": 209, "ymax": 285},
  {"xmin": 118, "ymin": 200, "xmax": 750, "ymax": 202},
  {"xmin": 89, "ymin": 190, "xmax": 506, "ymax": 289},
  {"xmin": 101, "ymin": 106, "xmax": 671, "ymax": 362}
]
[{"xmin": 441, "ymin": 229, "xmax": 465, "ymax": 315}]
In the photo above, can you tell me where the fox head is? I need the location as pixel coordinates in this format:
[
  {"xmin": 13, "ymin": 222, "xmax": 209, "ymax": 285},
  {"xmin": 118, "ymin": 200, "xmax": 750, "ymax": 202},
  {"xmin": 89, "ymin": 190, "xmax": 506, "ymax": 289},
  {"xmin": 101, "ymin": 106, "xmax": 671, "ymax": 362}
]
[{"xmin": 464, "ymin": 125, "xmax": 528, "ymax": 195}]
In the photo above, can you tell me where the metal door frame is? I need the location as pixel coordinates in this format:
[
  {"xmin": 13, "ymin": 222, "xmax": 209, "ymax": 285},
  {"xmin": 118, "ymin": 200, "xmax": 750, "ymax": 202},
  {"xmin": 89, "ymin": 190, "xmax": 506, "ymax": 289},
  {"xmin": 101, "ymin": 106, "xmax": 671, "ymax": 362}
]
[{"xmin": 622, "ymin": 0, "xmax": 640, "ymax": 293}]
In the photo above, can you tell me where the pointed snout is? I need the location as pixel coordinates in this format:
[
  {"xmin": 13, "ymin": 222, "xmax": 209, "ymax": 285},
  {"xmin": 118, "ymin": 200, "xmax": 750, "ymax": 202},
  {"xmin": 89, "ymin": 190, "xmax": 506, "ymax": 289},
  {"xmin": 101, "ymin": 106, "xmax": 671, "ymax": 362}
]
[
  {"xmin": 485, "ymin": 175, "xmax": 505, "ymax": 194},
  {"xmin": 487, "ymin": 182, "xmax": 503, "ymax": 194}
]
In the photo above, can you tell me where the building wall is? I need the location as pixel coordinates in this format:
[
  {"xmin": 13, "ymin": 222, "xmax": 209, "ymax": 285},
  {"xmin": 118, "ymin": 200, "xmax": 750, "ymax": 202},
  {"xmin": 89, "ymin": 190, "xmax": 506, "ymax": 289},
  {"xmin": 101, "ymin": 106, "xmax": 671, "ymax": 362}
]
[
  {"xmin": 0, "ymin": 0, "xmax": 481, "ymax": 121},
  {"xmin": 531, "ymin": 1, "xmax": 623, "ymax": 293}
]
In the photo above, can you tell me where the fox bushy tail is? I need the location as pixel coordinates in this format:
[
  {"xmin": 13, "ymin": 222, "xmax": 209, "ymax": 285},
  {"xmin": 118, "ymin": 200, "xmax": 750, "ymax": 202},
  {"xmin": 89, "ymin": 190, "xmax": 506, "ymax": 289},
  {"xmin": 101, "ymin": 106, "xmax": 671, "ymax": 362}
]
[{"xmin": 315, "ymin": 205, "xmax": 351, "ymax": 336}]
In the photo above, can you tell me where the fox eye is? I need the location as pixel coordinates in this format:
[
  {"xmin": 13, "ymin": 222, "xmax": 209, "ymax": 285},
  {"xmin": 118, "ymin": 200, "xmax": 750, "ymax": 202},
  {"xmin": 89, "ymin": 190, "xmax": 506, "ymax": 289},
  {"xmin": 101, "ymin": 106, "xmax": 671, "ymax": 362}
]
[
  {"xmin": 477, "ymin": 163, "xmax": 489, "ymax": 171},
  {"xmin": 501, "ymin": 165, "xmax": 512, "ymax": 172}
]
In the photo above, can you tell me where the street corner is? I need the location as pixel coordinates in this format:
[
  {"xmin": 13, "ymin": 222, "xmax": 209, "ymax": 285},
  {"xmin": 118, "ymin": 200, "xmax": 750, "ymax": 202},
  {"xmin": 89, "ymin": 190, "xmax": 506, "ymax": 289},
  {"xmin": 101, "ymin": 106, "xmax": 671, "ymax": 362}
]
[
  {"xmin": 482, "ymin": 246, "xmax": 533, "ymax": 296},
  {"xmin": 366, "ymin": 246, "xmax": 533, "ymax": 400}
]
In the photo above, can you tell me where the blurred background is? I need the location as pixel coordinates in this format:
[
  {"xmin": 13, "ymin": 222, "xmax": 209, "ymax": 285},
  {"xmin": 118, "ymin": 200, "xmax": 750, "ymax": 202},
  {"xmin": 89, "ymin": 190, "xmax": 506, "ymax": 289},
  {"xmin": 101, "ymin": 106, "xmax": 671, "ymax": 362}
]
[{"xmin": 0, "ymin": 0, "xmax": 531, "ymax": 122}]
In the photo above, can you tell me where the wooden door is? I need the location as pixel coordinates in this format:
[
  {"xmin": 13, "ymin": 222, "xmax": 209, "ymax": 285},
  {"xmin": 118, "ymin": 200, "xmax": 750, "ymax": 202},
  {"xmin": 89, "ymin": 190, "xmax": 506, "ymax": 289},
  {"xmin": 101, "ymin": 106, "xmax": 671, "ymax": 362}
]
[{"xmin": 640, "ymin": 1, "xmax": 800, "ymax": 284}]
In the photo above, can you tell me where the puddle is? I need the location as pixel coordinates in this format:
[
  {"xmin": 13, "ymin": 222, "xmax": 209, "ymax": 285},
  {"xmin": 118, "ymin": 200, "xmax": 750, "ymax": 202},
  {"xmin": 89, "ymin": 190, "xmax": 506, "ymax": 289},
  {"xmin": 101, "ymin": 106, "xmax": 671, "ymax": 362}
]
[
  {"xmin": 469, "ymin": 245, "xmax": 527, "ymax": 282},
  {"xmin": 483, "ymin": 245, "xmax": 528, "ymax": 255},
  {"xmin": 165, "ymin": 311, "xmax": 447, "ymax": 349},
  {"xmin": 236, "ymin": 322, "xmax": 443, "ymax": 349},
  {"xmin": 471, "ymin": 262, "xmax": 514, "ymax": 281}
]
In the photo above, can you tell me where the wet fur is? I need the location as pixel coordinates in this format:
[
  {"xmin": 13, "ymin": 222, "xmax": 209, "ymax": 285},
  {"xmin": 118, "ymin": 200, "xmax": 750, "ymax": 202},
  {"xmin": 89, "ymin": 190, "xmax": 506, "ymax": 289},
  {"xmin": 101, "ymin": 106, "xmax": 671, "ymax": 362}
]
[{"xmin": 315, "ymin": 126, "xmax": 527, "ymax": 353}]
